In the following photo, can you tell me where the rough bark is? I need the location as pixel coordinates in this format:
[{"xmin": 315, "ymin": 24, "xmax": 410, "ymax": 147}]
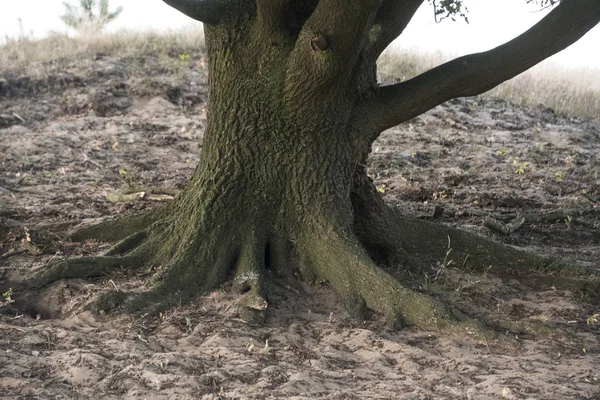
[{"xmin": 14, "ymin": 0, "xmax": 600, "ymax": 334}]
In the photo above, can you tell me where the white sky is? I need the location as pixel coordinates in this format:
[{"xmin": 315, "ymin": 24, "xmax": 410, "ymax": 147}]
[{"xmin": 1, "ymin": 0, "xmax": 599, "ymax": 69}]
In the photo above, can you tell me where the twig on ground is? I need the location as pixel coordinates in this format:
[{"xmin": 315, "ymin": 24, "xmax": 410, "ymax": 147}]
[
  {"xmin": 106, "ymin": 188, "xmax": 179, "ymax": 203},
  {"xmin": 82, "ymin": 152, "xmax": 103, "ymax": 168},
  {"xmin": 0, "ymin": 249, "xmax": 28, "ymax": 261},
  {"xmin": 438, "ymin": 207, "xmax": 598, "ymax": 235},
  {"xmin": 121, "ymin": 187, "xmax": 180, "ymax": 197},
  {"xmin": 12, "ymin": 112, "xmax": 25, "ymax": 123},
  {"xmin": 0, "ymin": 209, "xmax": 19, "ymax": 218},
  {"xmin": 0, "ymin": 187, "xmax": 16, "ymax": 199},
  {"xmin": 484, "ymin": 215, "xmax": 526, "ymax": 235}
]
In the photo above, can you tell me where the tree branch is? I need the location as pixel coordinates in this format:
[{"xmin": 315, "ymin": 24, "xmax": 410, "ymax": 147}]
[
  {"xmin": 162, "ymin": 0, "xmax": 225, "ymax": 25},
  {"xmin": 359, "ymin": 0, "xmax": 600, "ymax": 134},
  {"xmin": 365, "ymin": 0, "xmax": 424, "ymax": 62}
]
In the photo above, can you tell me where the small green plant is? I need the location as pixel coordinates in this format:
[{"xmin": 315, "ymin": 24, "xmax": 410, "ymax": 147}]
[
  {"xmin": 496, "ymin": 148, "xmax": 510, "ymax": 157},
  {"xmin": 535, "ymin": 142, "xmax": 545, "ymax": 152},
  {"xmin": 1, "ymin": 288, "xmax": 15, "ymax": 307},
  {"xmin": 555, "ymin": 171, "xmax": 565, "ymax": 182},
  {"xmin": 564, "ymin": 215, "xmax": 573, "ymax": 229},
  {"xmin": 423, "ymin": 237, "xmax": 454, "ymax": 290},
  {"xmin": 587, "ymin": 313, "xmax": 599, "ymax": 326},
  {"xmin": 512, "ymin": 158, "xmax": 530, "ymax": 175},
  {"xmin": 179, "ymin": 53, "xmax": 191, "ymax": 63},
  {"xmin": 433, "ymin": 190, "xmax": 447, "ymax": 200}
]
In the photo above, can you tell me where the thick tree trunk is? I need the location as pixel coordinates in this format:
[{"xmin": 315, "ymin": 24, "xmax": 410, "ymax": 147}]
[
  {"xmin": 141, "ymin": 21, "xmax": 375, "ymax": 313},
  {"xmin": 67, "ymin": 21, "xmax": 529, "ymax": 331}
]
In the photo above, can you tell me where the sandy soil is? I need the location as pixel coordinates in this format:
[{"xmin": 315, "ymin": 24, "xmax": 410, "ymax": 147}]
[{"xmin": 1, "ymin": 52, "xmax": 599, "ymax": 399}]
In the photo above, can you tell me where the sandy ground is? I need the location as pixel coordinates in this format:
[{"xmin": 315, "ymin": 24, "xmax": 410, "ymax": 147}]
[{"xmin": 1, "ymin": 52, "xmax": 600, "ymax": 399}]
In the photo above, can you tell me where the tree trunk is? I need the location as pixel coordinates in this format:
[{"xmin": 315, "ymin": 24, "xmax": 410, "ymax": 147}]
[{"xmin": 139, "ymin": 21, "xmax": 385, "ymax": 317}]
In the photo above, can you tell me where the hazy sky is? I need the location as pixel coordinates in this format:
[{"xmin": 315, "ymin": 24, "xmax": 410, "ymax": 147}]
[{"xmin": 1, "ymin": 0, "xmax": 599, "ymax": 69}]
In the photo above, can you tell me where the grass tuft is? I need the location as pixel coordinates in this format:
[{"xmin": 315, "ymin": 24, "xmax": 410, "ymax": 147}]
[{"xmin": 0, "ymin": 26, "xmax": 205, "ymax": 75}]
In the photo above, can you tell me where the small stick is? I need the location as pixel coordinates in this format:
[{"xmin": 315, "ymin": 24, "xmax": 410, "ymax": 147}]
[{"xmin": 12, "ymin": 112, "xmax": 25, "ymax": 122}]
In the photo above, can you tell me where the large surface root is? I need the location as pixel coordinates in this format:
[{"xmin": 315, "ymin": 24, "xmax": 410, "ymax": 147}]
[
  {"xmin": 299, "ymin": 227, "xmax": 492, "ymax": 338},
  {"xmin": 348, "ymin": 170, "xmax": 598, "ymax": 337},
  {"xmin": 63, "ymin": 214, "xmax": 274, "ymax": 319},
  {"xmin": 28, "ymin": 255, "xmax": 140, "ymax": 290},
  {"xmin": 352, "ymin": 167, "xmax": 582, "ymax": 277},
  {"xmin": 69, "ymin": 206, "xmax": 166, "ymax": 242}
]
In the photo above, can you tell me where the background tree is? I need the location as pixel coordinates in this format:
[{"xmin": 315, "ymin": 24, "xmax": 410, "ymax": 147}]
[
  {"xmin": 24, "ymin": 0, "xmax": 600, "ymax": 335},
  {"xmin": 61, "ymin": 0, "xmax": 123, "ymax": 34}
]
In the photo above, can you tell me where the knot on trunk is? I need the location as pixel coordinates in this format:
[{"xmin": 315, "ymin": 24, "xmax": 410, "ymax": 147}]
[{"xmin": 311, "ymin": 32, "xmax": 329, "ymax": 51}]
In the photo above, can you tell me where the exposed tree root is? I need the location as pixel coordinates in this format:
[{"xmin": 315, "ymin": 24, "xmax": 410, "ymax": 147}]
[
  {"xmin": 69, "ymin": 206, "xmax": 167, "ymax": 242},
  {"xmin": 28, "ymin": 255, "xmax": 140, "ymax": 290},
  {"xmin": 0, "ymin": 208, "xmax": 19, "ymax": 217},
  {"xmin": 484, "ymin": 313, "xmax": 571, "ymax": 341},
  {"xmin": 352, "ymin": 167, "xmax": 553, "ymax": 275},
  {"xmin": 6, "ymin": 169, "xmax": 595, "ymax": 341},
  {"xmin": 103, "ymin": 230, "xmax": 149, "ymax": 256},
  {"xmin": 0, "ymin": 249, "xmax": 27, "ymax": 261},
  {"xmin": 439, "ymin": 207, "xmax": 599, "ymax": 229},
  {"xmin": 297, "ymin": 225, "xmax": 491, "ymax": 338}
]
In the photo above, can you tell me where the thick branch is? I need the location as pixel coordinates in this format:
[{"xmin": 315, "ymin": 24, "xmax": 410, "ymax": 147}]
[
  {"xmin": 162, "ymin": 0, "xmax": 225, "ymax": 25},
  {"xmin": 365, "ymin": 0, "xmax": 424, "ymax": 62},
  {"xmin": 360, "ymin": 0, "xmax": 600, "ymax": 133}
]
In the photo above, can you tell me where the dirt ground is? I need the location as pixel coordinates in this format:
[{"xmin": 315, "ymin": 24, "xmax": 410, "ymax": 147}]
[{"xmin": 1, "ymin": 51, "xmax": 599, "ymax": 399}]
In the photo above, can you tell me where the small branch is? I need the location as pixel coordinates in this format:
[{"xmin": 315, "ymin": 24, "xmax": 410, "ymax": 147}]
[
  {"xmin": 439, "ymin": 207, "xmax": 598, "ymax": 235},
  {"xmin": 162, "ymin": 0, "xmax": 225, "ymax": 25},
  {"xmin": 359, "ymin": 0, "xmax": 600, "ymax": 133},
  {"xmin": 484, "ymin": 215, "xmax": 527, "ymax": 235},
  {"xmin": 0, "ymin": 249, "xmax": 28, "ymax": 262},
  {"xmin": 12, "ymin": 112, "xmax": 25, "ymax": 123},
  {"xmin": 105, "ymin": 191, "xmax": 176, "ymax": 203}
]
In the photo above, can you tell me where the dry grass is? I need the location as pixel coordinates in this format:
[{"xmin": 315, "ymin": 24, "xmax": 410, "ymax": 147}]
[
  {"xmin": 378, "ymin": 49, "xmax": 600, "ymax": 122},
  {"xmin": 0, "ymin": 27, "xmax": 205, "ymax": 74},
  {"xmin": 1, "ymin": 31, "xmax": 597, "ymax": 121},
  {"xmin": 486, "ymin": 65, "xmax": 600, "ymax": 122}
]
